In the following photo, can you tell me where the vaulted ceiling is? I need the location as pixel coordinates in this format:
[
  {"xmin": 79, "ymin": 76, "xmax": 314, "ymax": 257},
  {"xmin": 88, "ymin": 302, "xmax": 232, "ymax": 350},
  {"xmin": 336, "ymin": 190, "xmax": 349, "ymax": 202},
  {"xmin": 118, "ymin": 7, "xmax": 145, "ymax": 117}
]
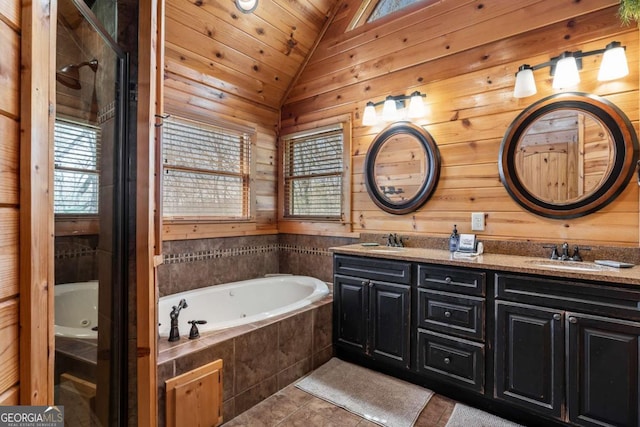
[{"xmin": 164, "ymin": 0, "xmax": 343, "ymax": 111}]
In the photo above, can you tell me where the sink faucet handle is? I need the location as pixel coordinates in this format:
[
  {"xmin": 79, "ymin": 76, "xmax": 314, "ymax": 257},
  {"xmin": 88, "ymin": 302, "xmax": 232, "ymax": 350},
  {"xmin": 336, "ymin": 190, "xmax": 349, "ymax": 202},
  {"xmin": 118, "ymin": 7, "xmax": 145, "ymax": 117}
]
[
  {"xmin": 570, "ymin": 246, "xmax": 591, "ymax": 262},
  {"xmin": 543, "ymin": 244, "xmax": 559, "ymax": 259}
]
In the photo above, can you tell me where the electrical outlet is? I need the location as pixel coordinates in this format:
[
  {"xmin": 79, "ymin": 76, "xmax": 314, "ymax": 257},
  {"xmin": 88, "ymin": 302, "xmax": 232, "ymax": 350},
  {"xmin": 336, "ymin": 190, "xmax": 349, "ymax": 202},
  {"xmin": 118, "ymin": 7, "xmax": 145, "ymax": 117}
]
[{"xmin": 471, "ymin": 212, "xmax": 485, "ymax": 231}]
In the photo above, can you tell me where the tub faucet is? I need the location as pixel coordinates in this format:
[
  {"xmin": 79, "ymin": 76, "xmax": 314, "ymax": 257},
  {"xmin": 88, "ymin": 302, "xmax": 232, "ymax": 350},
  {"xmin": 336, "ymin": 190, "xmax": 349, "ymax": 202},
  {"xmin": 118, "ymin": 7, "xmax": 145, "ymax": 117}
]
[{"xmin": 168, "ymin": 299, "xmax": 188, "ymax": 342}]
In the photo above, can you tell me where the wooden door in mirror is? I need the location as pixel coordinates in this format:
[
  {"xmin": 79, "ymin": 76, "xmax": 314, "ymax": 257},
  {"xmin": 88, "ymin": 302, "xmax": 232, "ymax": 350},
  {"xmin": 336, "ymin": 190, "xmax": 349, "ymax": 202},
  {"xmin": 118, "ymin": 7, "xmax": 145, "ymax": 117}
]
[{"xmin": 499, "ymin": 93, "xmax": 639, "ymax": 219}]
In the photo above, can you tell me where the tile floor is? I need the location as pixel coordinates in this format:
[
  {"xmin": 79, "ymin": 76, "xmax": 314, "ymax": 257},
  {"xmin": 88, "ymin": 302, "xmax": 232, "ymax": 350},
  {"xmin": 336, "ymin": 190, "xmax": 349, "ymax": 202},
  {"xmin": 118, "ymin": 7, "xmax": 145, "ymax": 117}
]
[{"xmin": 222, "ymin": 381, "xmax": 457, "ymax": 427}]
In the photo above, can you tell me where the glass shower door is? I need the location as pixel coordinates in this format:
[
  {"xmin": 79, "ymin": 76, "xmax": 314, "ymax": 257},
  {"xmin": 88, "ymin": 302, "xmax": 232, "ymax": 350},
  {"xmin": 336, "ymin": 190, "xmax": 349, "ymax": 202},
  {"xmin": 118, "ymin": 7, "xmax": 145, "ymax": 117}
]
[{"xmin": 54, "ymin": 0, "xmax": 128, "ymax": 424}]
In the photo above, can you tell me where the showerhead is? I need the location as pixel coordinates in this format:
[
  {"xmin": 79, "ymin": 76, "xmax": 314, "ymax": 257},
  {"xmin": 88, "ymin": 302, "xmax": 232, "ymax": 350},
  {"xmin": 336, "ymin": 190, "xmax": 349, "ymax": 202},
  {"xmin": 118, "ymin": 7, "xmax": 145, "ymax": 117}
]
[{"xmin": 56, "ymin": 59, "xmax": 99, "ymax": 89}]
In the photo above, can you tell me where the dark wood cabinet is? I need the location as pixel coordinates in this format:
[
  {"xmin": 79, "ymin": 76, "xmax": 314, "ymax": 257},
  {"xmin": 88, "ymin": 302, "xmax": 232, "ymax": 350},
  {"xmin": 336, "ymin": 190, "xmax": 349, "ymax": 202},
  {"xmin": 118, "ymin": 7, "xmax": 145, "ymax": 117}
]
[
  {"xmin": 567, "ymin": 313, "xmax": 640, "ymax": 427},
  {"xmin": 333, "ymin": 255, "xmax": 411, "ymax": 368},
  {"xmin": 495, "ymin": 273, "xmax": 640, "ymax": 427},
  {"xmin": 333, "ymin": 251, "xmax": 640, "ymax": 427},
  {"xmin": 415, "ymin": 263, "xmax": 486, "ymax": 393},
  {"xmin": 495, "ymin": 301, "xmax": 565, "ymax": 419}
]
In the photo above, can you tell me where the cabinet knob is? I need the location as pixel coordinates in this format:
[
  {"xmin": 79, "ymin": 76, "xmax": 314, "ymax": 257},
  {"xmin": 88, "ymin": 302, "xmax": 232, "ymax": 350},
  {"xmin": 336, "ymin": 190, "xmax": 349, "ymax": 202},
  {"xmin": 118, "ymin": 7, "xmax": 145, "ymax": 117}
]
[
  {"xmin": 444, "ymin": 311, "xmax": 452, "ymax": 318},
  {"xmin": 444, "ymin": 357, "xmax": 451, "ymax": 365},
  {"xmin": 362, "ymin": 280, "xmax": 369, "ymax": 286},
  {"xmin": 569, "ymin": 316, "xmax": 578, "ymax": 324},
  {"xmin": 445, "ymin": 276, "xmax": 452, "ymax": 284},
  {"xmin": 553, "ymin": 313, "xmax": 561, "ymax": 321}
]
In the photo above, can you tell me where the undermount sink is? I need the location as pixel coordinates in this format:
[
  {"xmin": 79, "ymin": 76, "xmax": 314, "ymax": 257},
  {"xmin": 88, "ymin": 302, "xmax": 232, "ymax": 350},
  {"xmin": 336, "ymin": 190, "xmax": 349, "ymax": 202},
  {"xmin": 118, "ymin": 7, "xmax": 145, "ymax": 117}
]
[
  {"xmin": 366, "ymin": 246, "xmax": 408, "ymax": 253},
  {"xmin": 525, "ymin": 259, "xmax": 613, "ymax": 272}
]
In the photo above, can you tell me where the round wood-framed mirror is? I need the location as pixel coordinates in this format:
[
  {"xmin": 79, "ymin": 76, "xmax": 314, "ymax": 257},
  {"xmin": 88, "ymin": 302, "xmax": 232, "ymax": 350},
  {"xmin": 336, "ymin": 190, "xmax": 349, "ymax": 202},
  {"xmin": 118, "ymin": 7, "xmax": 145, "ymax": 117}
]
[
  {"xmin": 499, "ymin": 92, "xmax": 639, "ymax": 219},
  {"xmin": 364, "ymin": 121, "xmax": 441, "ymax": 214}
]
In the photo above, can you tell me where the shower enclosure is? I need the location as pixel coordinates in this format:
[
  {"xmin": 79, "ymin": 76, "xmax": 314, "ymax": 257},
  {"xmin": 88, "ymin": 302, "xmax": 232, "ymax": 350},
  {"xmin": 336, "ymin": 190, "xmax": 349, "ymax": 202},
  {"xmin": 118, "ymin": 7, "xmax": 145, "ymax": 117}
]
[{"xmin": 54, "ymin": 0, "xmax": 128, "ymax": 424}]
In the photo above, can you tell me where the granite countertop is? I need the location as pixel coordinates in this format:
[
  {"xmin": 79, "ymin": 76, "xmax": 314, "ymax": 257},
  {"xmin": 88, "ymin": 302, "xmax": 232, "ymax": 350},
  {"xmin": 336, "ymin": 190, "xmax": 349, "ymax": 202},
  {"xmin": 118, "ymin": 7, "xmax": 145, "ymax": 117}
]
[{"xmin": 331, "ymin": 244, "xmax": 640, "ymax": 286}]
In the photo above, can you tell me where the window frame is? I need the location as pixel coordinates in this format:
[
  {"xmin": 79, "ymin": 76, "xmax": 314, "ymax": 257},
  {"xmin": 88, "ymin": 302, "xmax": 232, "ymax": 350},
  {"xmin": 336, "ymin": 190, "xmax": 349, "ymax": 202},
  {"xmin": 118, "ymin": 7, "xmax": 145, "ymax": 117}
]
[
  {"xmin": 53, "ymin": 117, "xmax": 101, "ymax": 236},
  {"xmin": 278, "ymin": 115, "xmax": 352, "ymax": 235},
  {"xmin": 160, "ymin": 113, "xmax": 257, "ymax": 225}
]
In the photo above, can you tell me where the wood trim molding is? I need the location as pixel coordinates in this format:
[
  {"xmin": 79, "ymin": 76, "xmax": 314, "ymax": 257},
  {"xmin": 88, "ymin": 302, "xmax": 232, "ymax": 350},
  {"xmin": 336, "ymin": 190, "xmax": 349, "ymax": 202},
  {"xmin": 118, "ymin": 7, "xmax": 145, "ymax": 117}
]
[
  {"xmin": 137, "ymin": 0, "xmax": 160, "ymax": 424},
  {"xmin": 19, "ymin": 0, "xmax": 55, "ymax": 404}
]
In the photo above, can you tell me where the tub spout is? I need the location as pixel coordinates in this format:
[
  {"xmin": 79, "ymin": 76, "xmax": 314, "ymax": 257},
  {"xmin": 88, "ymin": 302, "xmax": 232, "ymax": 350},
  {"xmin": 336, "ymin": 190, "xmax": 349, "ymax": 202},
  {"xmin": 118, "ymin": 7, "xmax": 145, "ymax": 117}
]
[{"xmin": 168, "ymin": 299, "xmax": 188, "ymax": 342}]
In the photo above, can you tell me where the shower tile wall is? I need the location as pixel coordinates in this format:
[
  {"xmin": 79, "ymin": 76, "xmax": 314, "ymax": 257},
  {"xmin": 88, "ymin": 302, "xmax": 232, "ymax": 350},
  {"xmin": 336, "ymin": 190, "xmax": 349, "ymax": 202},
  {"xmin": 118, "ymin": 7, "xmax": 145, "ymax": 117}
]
[{"xmin": 54, "ymin": 235, "xmax": 99, "ymax": 285}]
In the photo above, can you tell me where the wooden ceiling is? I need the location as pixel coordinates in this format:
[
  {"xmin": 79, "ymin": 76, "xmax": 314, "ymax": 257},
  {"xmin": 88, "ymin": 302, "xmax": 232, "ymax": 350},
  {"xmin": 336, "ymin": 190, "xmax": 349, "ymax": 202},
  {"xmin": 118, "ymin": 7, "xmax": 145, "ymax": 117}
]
[{"xmin": 164, "ymin": 0, "xmax": 342, "ymax": 112}]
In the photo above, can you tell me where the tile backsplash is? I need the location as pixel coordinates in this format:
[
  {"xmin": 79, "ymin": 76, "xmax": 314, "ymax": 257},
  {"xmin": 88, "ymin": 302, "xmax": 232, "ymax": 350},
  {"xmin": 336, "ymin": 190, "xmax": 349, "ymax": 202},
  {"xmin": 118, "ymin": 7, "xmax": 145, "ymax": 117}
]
[{"xmin": 156, "ymin": 234, "xmax": 356, "ymax": 297}]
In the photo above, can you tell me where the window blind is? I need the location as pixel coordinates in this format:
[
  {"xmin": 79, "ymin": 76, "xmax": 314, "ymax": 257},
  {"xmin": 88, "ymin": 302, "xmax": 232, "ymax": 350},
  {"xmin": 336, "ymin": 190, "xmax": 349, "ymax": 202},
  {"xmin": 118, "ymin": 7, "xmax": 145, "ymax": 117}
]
[
  {"xmin": 283, "ymin": 126, "xmax": 344, "ymax": 219},
  {"xmin": 54, "ymin": 119, "xmax": 101, "ymax": 214},
  {"xmin": 162, "ymin": 116, "xmax": 251, "ymax": 219}
]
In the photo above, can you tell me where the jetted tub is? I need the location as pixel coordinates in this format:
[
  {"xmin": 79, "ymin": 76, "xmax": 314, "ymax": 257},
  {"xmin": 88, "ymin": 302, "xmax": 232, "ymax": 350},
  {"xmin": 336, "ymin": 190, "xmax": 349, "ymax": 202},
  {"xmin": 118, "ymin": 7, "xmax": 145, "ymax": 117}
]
[
  {"xmin": 158, "ymin": 275, "xmax": 329, "ymax": 338},
  {"xmin": 54, "ymin": 281, "xmax": 98, "ymax": 339}
]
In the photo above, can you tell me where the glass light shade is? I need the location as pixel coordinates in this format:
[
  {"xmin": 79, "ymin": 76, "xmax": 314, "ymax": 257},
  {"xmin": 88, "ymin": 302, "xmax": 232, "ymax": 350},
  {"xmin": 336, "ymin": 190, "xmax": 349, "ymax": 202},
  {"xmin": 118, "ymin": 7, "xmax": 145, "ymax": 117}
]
[
  {"xmin": 407, "ymin": 92, "xmax": 426, "ymax": 118},
  {"xmin": 552, "ymin": 55, "xmax": 580, "ymax": 89},
  {"xmin": 598, "ymin": 44, "xmax": 629, "ymax": 81},
  {"xmin": 382, "ymin": 96, "xmax": 398, "ymax": 122},
  {"xmin": 236, "ymin": 0, "xmax": 258, "ymax": 13},
  {"xmin": 362, "ymin": 102, "xmax": 378, "ymax": 126},
  {"xmin": 513, "ymin": 67, "xmax": 537, "ymax": 98}
]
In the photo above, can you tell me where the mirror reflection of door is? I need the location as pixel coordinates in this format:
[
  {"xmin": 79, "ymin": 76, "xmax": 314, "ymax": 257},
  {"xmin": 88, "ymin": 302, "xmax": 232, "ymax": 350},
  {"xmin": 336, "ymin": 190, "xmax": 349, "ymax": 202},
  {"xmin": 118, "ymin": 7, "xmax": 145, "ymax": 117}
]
[
  {"xmin": 54, "ymin": 0, "xmax": 127, "ymax": 425},
  {"xmin": 515, "ymin": 110, "xmax": 614, "ymax": 204},
  {"xmin": 374, "ymin": 134, "xmax": 428, "ymax": 204}
]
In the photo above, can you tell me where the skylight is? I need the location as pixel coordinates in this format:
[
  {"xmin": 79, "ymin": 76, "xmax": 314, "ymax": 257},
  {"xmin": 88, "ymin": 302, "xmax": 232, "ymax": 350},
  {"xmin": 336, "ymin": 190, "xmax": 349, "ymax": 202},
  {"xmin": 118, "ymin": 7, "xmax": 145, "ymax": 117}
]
[{"xmin": 367, "ymin": 0, "xmax": 422, "ymax": 23}]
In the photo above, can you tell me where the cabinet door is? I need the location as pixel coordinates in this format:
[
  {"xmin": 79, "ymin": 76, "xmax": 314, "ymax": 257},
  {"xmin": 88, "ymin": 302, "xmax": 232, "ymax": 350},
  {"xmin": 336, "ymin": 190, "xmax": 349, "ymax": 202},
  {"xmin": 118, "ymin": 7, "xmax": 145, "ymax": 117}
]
[
  {"xmin": 567, "ymin": 313, "xmax": 640, "ymax": 427},
  {"xmin": 495, "ymin": 302, "xmax": 564, "ymax": 419},
  {"xmin": 369, "ymin": 281, "xmax": 411, "ymax": 368},
  {"xmin": 334, "ymin": 275, "xmax": 368, "ymax": 353}
]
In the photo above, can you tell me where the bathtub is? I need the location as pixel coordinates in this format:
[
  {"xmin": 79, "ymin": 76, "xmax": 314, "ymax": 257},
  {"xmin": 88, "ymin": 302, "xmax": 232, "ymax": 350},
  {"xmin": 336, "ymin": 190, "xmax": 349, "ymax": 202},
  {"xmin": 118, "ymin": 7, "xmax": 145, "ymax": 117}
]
[
  {"xmin": 158, "ymin": 275, "xmax": 329, "ymax": 338},
  {"xmin": 54, "ymin": 281, "xmax": 98, "ymax": 339}
]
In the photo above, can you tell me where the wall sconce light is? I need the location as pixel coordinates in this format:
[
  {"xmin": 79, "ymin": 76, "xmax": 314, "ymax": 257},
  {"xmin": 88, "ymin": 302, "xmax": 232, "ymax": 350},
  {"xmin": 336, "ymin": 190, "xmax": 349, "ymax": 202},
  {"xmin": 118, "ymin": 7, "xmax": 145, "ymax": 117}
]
[
  {"xmin": 513, "ymin": 41, "xmax": 628, "ymax": 98},
  {"xmin": 362, "ymin": 91, "xmax": 427, "ymax": 126},
  {"xmin": 235, "ymin": 0, "xmax": 258, "ymax": 13}
]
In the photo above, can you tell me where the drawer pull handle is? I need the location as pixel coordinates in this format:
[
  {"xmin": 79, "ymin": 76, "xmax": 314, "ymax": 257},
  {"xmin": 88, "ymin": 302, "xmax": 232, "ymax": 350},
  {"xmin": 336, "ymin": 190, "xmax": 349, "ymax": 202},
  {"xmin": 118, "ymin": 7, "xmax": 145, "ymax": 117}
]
[
  {"xmin": 444, "ymin": 311, "xmax": 452, "ymax": 318},
  {"xmin": 569, "ymin": 316, "xmax": 578, "ymax": 324},
  {"xmin": 445, "ymin": 276, "xmax": 452, "ymax": 284},
  {"xmin": 553, "ymin": 313, "xmax": 561, "ymax": 321},
  {"xmin": 444, "ymin": 357, "xmax": 451, "ymax": 365}
]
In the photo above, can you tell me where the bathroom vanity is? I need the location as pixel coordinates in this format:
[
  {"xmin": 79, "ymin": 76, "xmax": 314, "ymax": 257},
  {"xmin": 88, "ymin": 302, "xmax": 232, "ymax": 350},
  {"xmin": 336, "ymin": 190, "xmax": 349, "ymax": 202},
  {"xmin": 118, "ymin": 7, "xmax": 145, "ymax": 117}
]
[{"xmin": 332, "ymin": 245, "xmax": 640, "ymax": 427}]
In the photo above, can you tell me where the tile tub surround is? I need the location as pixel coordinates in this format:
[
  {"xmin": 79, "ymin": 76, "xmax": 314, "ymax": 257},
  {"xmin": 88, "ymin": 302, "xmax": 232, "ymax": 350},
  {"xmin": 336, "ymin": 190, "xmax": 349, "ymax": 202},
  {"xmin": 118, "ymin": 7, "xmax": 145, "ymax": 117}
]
[
  {"xmin": 157, "ymin": 234, "xmax": 357, "ymax": 296},
  {"xmin": 156, "ymin": 294, "xmax": 333, "ymax": 426}
]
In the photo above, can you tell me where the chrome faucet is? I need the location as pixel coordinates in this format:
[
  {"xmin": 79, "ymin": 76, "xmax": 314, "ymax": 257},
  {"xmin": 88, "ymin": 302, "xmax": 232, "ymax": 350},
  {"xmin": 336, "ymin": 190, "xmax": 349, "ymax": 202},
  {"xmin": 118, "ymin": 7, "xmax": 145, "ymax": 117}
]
[
  {"xmin": 168, "ymin": 299, "xmax": 188, "ymax": 342},
  {"xmin": 560, "ymin": 242, "xmax": 570, "ymax": 261}
]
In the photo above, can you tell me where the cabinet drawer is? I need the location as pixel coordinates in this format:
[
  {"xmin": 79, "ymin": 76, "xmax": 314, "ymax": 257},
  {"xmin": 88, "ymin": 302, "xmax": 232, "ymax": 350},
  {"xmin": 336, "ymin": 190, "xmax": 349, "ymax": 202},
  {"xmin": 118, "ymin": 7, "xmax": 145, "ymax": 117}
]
[
  {"xmin": 416, "ymin": 330, "xmax": 484, "ymax": 393},
  {"xmin": 334, "ymin": 254, "xmax": 411, "ymax": 285},
  {"xmin": 417, "ymin": 264, "xmax": 485, "ymax": 296},
  {"xmin": 495, "ymin": 273, "xmax": 640, "ymax": 321},
  {"xmin": 417, "ymin": 290, "xmax": 485, "ymax": 341}
]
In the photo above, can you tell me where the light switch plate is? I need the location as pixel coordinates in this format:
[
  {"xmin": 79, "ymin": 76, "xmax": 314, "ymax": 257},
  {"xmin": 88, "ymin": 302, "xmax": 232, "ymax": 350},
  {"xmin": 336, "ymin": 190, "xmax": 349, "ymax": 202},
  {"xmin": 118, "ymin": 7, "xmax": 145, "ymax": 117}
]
[{"xmin": 471, "ymin": 212, "xmax": 485, "ymax": 231}]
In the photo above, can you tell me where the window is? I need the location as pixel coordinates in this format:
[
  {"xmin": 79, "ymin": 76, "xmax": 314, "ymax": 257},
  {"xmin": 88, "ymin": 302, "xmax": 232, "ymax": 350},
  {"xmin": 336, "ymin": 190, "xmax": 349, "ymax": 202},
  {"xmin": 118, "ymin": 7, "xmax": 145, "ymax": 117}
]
[
  {"xmin": 368, "ymin": 0, "xmax": 422, "ymax": 22},
  {"xmin": 162, "ymin": 116, "xmax": 252, "ymax": 221},
  {"xmin": 282, "ymin": 123, "xmax": 349, "ymax": 220},
  {"xmin": 54, "ymin": 118, "xmax": 101, "ymax": 215},
  {"xmin": 348, "ymin": 0, "xmax": 429, "ymax": 30}
]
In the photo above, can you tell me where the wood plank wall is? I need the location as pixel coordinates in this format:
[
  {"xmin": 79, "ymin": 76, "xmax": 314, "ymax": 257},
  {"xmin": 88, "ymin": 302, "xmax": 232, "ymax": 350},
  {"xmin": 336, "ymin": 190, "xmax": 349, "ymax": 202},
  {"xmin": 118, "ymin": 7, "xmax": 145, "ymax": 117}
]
[
  {"xmin": 162, "ymin": 0, "xmax": 291, "ymax": 239},
  {"xmin": 0, "ymin": 0, "xmax": 21, "ymax": 405},
  {"xmin": 281, "ymin": 0, "xmax": 640, "ymax": 247}
]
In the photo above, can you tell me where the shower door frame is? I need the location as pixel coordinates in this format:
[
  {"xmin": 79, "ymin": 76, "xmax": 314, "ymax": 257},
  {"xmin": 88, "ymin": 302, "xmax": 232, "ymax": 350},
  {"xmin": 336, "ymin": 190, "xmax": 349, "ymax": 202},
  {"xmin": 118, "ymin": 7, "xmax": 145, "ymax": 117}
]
[{"xmin": 20, "ymin": 0, "xmax": 130, "ymax": 421}]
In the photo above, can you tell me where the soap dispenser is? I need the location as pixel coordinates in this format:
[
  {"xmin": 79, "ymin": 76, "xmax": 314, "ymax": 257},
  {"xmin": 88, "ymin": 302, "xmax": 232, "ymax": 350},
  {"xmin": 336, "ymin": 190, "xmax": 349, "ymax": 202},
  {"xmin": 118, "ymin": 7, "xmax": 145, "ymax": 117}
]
[{"xmin": 449, "ymin": 224, "xmax": 459, "ymax": 252}]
